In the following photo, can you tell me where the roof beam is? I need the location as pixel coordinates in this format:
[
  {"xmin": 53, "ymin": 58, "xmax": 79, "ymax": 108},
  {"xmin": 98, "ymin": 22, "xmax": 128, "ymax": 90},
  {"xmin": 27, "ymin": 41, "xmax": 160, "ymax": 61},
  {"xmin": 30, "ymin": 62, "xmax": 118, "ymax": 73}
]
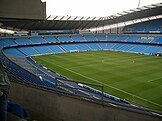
[
  {"xmin": 73, "ymin": 17, "xmax": 78, "ymax": 21},
  {"xmin": 60, "ymin": 16, "xmax": 65, "ymax": 20},
  {"xmin": 67, "ymin": 16, "xmax": 71, "ymax": 20},
  {"xmin": 53, "ymin": 16, "xmax": 58, "ymax": 20},
  {"xmin": 79, "ymin": 17, "xmax": 84, "ymax": 21}
]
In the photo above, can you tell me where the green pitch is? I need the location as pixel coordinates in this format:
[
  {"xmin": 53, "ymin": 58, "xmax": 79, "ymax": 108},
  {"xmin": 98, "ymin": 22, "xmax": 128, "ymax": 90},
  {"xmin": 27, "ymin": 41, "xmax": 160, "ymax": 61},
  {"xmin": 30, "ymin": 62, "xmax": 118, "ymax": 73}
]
[{"xmin": 33, "ymin": 50, "xmax": 162, "ymax": 112}]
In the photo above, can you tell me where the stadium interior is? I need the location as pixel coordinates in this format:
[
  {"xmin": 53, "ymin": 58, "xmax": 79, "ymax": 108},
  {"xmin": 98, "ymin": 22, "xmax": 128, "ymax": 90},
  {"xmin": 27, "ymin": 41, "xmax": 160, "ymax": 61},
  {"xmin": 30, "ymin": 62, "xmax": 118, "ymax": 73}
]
[{"xmin": 0, "ymin": 0, "xmax": 162, "ymax": 121}]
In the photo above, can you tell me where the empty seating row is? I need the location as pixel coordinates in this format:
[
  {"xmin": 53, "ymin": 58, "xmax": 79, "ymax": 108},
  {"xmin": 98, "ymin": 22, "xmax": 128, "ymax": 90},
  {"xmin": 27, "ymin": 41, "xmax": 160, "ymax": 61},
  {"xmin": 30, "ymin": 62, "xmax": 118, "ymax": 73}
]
[
  {"xmin": 3, "ymin": 42, "xmax": 162, "ymax": 57},
  {"xmin": 123, "ymin": 18, "xmax": 162, "ymax": 33},
  {"xmin": 1, "ymin": 55, "xmax": 56, "ymax": 89},
  {"xmin": 3, "ymin": 45, "xmax": 64, "ymax": 56},
  {"xmin": 107, "ymin": 35, "xmax": 162, "ymax": 44},
  {"xmin": 1, "ymin": 34, "xmax": 162, "ymax": 49}
]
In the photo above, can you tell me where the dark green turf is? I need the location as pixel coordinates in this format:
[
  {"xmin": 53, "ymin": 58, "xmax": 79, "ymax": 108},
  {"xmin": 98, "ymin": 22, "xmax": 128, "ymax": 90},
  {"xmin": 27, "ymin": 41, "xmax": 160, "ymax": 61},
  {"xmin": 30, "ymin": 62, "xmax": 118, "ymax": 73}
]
[{"xmin": 33, "ymin": 50, "xmax": 162, "ymax": 112}]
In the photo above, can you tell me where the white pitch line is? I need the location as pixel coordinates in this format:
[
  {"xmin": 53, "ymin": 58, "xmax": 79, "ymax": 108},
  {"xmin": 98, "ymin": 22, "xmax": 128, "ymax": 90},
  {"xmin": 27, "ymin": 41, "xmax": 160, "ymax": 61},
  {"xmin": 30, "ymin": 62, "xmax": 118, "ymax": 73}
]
[
  {"xmin": 148, "ymin": 77, "xmax": 162, "ymax": 83},
  {"xmin": 63, "ymin": 68, "xmax": 162, "ymax": 108},
  {"xmin": 38, "ymin": 57, "xmax": 162, "ymax": 108}
]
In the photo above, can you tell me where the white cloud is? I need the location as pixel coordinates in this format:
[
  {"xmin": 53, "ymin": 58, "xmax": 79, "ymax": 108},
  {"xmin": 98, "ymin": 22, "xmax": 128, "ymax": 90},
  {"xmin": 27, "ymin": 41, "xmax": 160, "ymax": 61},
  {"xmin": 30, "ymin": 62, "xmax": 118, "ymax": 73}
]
[{"xmin": 44, "ymin": 0, "xmax": 162, "ymax": 17}]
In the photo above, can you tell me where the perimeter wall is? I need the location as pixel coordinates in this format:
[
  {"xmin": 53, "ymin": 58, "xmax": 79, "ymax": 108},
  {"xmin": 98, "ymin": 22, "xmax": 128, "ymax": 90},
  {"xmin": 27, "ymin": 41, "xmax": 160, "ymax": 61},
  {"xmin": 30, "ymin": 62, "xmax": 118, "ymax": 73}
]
[{"xmin": 8, "ymin": 81, "xmax": 162, "ymax": 121}]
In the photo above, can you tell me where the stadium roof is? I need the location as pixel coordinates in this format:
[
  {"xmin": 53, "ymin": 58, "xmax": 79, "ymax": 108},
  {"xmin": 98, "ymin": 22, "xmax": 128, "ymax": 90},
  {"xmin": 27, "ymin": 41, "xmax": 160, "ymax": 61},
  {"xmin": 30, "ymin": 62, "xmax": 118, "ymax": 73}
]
[{"xmin": 0, "ymin": 3, "xmax": 162, "ymax": 31}]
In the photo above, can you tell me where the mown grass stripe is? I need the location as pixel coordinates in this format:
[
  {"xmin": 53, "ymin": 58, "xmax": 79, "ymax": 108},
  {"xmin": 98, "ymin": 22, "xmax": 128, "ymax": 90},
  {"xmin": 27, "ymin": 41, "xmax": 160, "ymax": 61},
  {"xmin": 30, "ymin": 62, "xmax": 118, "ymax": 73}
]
[
  {"xmin": 33, "ymin": 50, "xmax": 162, "ymax": 111},
  {"xmin": 36, "ymin": 57, "xmax": 162, "ymax": 108}
]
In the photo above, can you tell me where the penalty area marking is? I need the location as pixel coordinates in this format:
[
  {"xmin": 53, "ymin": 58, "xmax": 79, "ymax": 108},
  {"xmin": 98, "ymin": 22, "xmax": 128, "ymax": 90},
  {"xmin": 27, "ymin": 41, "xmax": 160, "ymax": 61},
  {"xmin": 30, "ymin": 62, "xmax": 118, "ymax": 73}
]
[
  {"xmin": 38, "ymin": 57, "xmax": 162, "ymax": 108},
  {"xmin": 147, "ymin": 77, "xmax": 162, "ymax": 86}
]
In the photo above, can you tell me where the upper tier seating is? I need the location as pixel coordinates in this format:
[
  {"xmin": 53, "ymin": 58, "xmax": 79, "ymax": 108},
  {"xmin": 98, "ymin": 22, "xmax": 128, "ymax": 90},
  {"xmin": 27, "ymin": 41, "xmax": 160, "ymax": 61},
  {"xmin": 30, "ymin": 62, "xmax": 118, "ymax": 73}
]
[
  {"xmin": 122, "ymin": 18, "xmax": 162, "ymax": 33},
  {"xmin": 137, "ymin": 36, "xmax": 154, "ymax": 43},
  {"xmin": 153, "ymin": 37, "xmax": 162, "ymax": 44},
  {"xmin": 1, "ymin": 34, "xmax": 162, "ymax": 57},
  {"xmin": 96, "ymin": 34, "xmax": 106, "ymax": 41},
  {"xmin": 115, "ymin": 35, "xmax": 129, "ymax": 42},
  {"xmin": 30, "ymin": 37, "xmax": 47, "ymax": 44},
  {"xmin": 71, "ymin": 35, "xmax": 85, "ymax": 42},
  {"xmin": 2, "ymin": 38, "xmax": 17, "ymax": 46},
  {"xmin": 43, "ymin": 36, "xmax": 58, "ymax": 43},
  {"xmin": 57, "ymin": 35, "xmax": 72, "ymax": 42},
  {"xmin": 84, "ymin": 34, "xmax": 97, "ymax": 41},
  {"xmin": 15, "ymin": 38, "xmax": 32, "ymax": 45},
  {"xmin": 0, "ymin": 38, "xmax": 16, "ymax": 49},
  {"xmin": 126, "ymin": 35, "xmax": 140, "ymax": 42},
  {"xmin": 107, "ymin": 35, "xmax": 162, "ymax": 44},
  {"xmin": 107, "ymin": 35, "xmax": 117, "ymax": 41}
]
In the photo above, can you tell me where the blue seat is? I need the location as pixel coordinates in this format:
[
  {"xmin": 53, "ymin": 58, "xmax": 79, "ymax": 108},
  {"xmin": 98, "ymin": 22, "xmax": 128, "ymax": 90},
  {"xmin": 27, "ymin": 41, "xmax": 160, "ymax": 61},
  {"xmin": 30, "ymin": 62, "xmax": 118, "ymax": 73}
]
[
  {"xmin": 58, "ymin": 35, "xmax": 72, "ymax": 42},
  {"xmin": 87, "ymin": 43, "xmax": 101, "ymax": 50},
  {"xmin": 3, "ymin": 48, "xmax": 26, "ymax": 56},
  {"xmin": 18, "ymin": 47, "xmax": 39, "ymax": 56},
  {"xmin": 84, "ymin": 34, "xmax": 97, "ymax": 41},
  {"xmin": 107, "ymin": 35, "xmax": 117, "ymax": 41},
  {"xmin": 44, "ymin": 36, "xmax": 58, "ymax": 43},
  {"xmin": 34, "ymin": 46, "xmax": 53, "ymax": 54},
  {"xmin": 96, "ymin": 34, "xmax": 106, "ymax": 41},
  {"xmin": 61, "ymin": 44, "xmax": 78, "ymax": 52},
  {"xmin": 30, "ymin": 37, "xmax": 47, "ymax": 44},
  {"xmin": 2, "ymin": 38, "xmax": 17, "ymax": 46},
  {"xmin": 15, "ymin": 38, "xmax": 32, "ymax": 45},
  {"xmin": 74, "ymin": 44, "xmax": 91, "ymax": 51},
  {"xmin": 71, "ymin": 35, "xmax": 85, "ymax": 42},
  {"xmin": 7, "ymin": 101, "xmax": 29, "ymax": 118},
  {"xmin": 48, "ymin": 45, "xmax": 64, "ymax": 53}
]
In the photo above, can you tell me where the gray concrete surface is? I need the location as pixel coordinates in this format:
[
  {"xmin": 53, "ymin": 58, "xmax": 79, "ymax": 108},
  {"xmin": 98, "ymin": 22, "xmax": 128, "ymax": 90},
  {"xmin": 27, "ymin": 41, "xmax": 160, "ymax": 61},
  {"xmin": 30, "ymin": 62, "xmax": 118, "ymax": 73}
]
[
  {"xmin": 0, "ymin": 0, "xmax": 46, "ymax": 19},
  {"xmin": 9, "ymin": 82, "xmax": 162, "ymax": 121}
]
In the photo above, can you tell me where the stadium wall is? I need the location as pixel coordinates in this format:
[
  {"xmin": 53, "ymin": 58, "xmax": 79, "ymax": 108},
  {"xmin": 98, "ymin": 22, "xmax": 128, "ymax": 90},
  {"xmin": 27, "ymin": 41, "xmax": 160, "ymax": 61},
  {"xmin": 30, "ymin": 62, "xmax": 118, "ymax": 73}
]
[
  {"xmin": 0, "ymin": 0, "xmax": 46, "ymax": 19},
  {"xmin": 9, "ymin": 81, "xmax": 162, "ymax": 121}
]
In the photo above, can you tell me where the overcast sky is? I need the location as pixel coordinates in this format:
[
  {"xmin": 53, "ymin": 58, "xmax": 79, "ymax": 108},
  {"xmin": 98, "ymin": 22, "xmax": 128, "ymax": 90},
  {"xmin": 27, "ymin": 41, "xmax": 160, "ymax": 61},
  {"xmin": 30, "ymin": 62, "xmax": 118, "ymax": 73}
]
[{"xmin": 43, "ymin": 0, "xmax": 161, "ymax": 17}]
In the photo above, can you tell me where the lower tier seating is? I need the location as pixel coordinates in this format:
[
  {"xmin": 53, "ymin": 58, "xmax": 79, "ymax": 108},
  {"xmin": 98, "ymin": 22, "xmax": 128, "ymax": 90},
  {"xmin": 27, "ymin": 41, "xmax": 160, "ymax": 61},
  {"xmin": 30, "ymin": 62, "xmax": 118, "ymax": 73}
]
[{"xmin": 3, "ymin": 43, "xmax": 162, "ymax": 57}]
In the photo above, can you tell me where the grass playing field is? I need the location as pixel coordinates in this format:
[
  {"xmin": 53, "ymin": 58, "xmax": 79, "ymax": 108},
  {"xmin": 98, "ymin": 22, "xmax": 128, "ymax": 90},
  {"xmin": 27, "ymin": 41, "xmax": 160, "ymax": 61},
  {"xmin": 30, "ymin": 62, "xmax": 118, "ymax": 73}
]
[{"xmin": 33, "ymin": 50, "xmax": 162, "ymax": 112}]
